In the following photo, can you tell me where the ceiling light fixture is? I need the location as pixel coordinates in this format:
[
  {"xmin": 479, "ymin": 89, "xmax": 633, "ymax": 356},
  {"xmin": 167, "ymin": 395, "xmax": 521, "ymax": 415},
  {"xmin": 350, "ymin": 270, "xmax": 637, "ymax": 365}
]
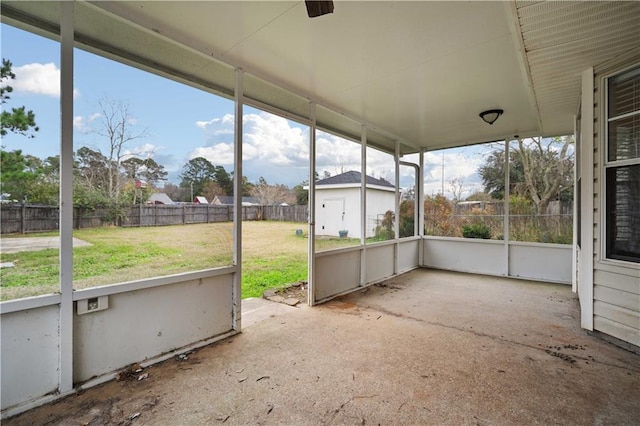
[
  {"xmin": 479, "ymin": 109, "xmax": 504, "ymax": 125},
  {"xmin": 305, "ymin": 1, "xmax": 334, "ymax": 18}
]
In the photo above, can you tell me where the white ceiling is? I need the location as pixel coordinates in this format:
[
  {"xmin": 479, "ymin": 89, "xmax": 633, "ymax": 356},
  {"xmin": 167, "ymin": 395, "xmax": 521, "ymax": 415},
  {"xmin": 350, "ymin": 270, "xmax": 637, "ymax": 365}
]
[{"xmin": 3, "ymin": 1, "xmax": 640, "ymax": 154}]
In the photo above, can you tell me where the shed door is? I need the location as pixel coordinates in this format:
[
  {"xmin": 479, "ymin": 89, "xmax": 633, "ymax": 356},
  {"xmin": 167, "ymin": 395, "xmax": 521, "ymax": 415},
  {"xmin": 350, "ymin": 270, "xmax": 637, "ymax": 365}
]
[{"xmin": 321, "ymin": 198, "xmax": 345, "ymax": 237}]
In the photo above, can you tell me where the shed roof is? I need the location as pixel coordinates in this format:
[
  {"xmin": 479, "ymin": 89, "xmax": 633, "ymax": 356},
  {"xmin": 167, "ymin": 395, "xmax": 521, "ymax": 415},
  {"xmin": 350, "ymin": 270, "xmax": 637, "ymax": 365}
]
[
  {"xmin": 147, "ymin": 193, "xmax": 174, "ymax": 205},
  {"xmin": 214, "ymin": 196, "xmax": 260, "ymax": 205},
  {"xmin": 316, "ymin": 171, "xmax": 394, "ymax": 189}
]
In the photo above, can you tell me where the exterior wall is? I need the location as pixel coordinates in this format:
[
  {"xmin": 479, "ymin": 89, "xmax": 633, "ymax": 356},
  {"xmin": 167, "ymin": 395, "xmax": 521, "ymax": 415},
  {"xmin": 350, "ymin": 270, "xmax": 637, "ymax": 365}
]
[
  {"xmin": 315, "ymin": 186, "xmax": 394, "ymax": 239},
  {"xmin": 591, "ymin": 49, "xmax": 640, "ymax": 347},
  {"xmin": 1, "ymin": 303, "xmax": 60, "ymax": 411}
]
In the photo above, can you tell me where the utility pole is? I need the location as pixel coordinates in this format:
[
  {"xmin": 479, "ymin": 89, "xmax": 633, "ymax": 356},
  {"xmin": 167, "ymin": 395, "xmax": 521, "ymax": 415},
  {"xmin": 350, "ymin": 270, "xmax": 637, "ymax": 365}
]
[{"xmin": 441, "ymin": 152, "xmax": 444, "ymax": 195}]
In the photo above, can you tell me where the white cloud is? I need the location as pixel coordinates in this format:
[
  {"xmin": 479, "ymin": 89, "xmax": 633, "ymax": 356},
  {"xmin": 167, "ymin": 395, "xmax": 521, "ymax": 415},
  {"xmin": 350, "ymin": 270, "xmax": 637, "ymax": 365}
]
[
  {"xmin": 123, "ymin": 143, "xmax": 159, "ymax": 160},
  {"xmin": 242, "ymin": 113, "xmax": 308, "ymax": 166},
  {"xmin": 11, "ymin": 62, "xmax": 78, "ymax": 98},
  {"xmin": 423, "ymin": 148, "xmax": 486, "ymax": 198},
  {"xmin": 12, "ymin": 63, "xmax": 59, "ymax": 96},
  {"xmin": 195, "ymin": 114, "xmax": 234, "ymax": 131},
  {"xmin": 315, "ymin": 131, "xmax": 361, "ymax": 175},
  {"xmin": 73, "ymin": 113, "xmax": 101, "ymax": 134},
  {"xmin": 187, "ymin": 112, "xmax": 490, "ymax": 194},
  {"xmin": 190, "ymin": 111, "xmax": 309, "ymax": 170},
  {"xmin": 191, "ymin": 144, "xmax": 234, "ymax": 164}
]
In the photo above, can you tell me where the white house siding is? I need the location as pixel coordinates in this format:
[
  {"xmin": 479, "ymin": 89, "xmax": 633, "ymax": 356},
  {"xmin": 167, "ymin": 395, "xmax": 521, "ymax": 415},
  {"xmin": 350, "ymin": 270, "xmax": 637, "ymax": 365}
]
[{"xmin": 591, "ymin": 48, "xmax": 640, "ymax": 347}]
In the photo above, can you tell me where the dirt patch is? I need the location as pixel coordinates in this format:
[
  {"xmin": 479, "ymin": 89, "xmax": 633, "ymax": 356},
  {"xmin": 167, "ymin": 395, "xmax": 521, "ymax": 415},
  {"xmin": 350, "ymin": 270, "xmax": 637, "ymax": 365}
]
[
  {"xmin": 263, "ymin": 281, "xmax": 307, "ymax": 305},
  {"xmin": 5, "ymin": 351, "xmax": 203, "ymax": 426}
]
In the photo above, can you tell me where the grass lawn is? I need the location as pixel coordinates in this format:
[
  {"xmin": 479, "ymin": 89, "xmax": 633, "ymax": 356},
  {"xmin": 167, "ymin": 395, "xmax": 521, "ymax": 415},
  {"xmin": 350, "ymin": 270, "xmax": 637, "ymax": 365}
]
[{"xmin": 0, "ymin": 221, "xmax": 356, "ymax": 301}]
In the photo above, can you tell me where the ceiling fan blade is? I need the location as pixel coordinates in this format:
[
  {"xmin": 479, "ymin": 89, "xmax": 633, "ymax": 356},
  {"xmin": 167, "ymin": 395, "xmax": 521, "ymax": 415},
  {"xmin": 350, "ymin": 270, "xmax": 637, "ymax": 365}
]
[{"xmin": 305, "ymin": 1, "xmax": 334, "ymax": 18}]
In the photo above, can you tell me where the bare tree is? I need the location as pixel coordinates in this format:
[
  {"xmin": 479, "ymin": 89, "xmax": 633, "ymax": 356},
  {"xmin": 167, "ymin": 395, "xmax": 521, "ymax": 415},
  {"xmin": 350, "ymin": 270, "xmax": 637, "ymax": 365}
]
[
  {"xmin": 376, "ymin": 169, "xmax": 394, "ymax": 184},
  {"xmin": 202, "ymin": 180, "xmax": 226, "ymax": 203},
  {"xmin": 514, "ymin": 136, "xmax": 573, "ymax": 214},
  {"xmin": 95, "ymin": 98, "xmax": 148, "ymax": 202},
  {"xmin": 448, "ymin": 177, "xmax": 465, "ymax": 202},
  {"xmin": 251, "ymin": 177, "xmax": 289, "ymax": 205}
]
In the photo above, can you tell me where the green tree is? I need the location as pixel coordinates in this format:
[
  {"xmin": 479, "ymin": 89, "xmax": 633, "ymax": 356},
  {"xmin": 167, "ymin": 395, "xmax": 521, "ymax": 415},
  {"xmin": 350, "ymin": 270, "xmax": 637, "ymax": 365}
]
[
  {"xmin": 1, "ymin": 59, "xmax": 39, "ymax": 138},
  {"xmin": 122, "ymin": 157, "xmax": 168, "ymax": 187},
  {"xmin": 292, "ymin": 173, "xmax": 318, "ymax": 205},
  {"xmin": 214, "ymin": 165, "xmax": 232, "ymax": 195},
  {"xmin": 180, "ymin": 157, "xmax": 217, "ymax": 200},
  {"xmin": 239, "ymin": 174, "xmax": 254, "ymax": 197},
  {"xmin": 0, "ymin": 150, "xmax": 37, "ymax": 201},
  {"xmin": 478, "ymin": 149, "xmax": 524, "ymax": 200},
  {"xmin": 26, "ymin": 154, "xmax": 59, "ymax": 205},
  {"xmin": 75, "ymin": 146, "xmax": 110, "ymax": 197},
  {"xmin": 0, "ymin": 150, "xmax": 58, "ymax": 204},
  {"xmin": 293, "ymin": 182, "xmax": 309, "ymax": 205}
]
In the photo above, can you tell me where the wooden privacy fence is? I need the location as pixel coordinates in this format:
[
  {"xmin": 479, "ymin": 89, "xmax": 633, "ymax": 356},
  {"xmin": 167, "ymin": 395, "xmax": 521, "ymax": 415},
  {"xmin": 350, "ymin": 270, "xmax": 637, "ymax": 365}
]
[{"xmin": 0, "ymin": 204, "xmax": 309, "ymax": 234}]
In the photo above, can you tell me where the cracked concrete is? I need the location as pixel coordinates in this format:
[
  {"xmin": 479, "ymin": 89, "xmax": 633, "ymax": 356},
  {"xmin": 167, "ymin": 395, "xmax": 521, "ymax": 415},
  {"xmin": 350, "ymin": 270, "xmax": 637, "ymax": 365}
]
[{"xmin": 5, "ymin": 269, "xmax": 639, "ymax": 425}]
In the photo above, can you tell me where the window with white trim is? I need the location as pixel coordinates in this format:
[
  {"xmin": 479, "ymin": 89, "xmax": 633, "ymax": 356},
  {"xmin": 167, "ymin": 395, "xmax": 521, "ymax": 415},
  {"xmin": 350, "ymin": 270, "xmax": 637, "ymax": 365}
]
[{"xmin": 605, "ymin": 64, "xmax": 640, "ymax": 263}]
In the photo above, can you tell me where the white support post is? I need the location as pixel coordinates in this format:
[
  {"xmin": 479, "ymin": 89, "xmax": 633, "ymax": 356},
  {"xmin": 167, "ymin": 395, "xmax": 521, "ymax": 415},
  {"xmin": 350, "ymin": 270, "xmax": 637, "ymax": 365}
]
[
  {"xmin": 418, "ymin": 150, "xmax": 425, "ymax": 265},
  {"xmin": 503, "ymin": 138, "xmax": 510, "ymax": 277},
  {"xmin": 308, "ymin": 102, "xmax": 317, "ymax": 306},
  {"xmin": 579, "ymin": 67, "xmax": 594, "ymax": 331},
  {"xmin": 360, "ymin": 125, "xmax": 367, "ymax": 285},
  {"xmin": 572, "ymin": 113, "xmax": 579, "ymax": 293},
  {"xmin": 59, "ymin": 0, "xmax": 75, "ymax": 393},
  {"xmin": 394, "ymin": 141, "xmax": 400, "ymax": 275},
  {"xmin": 232, "ymin": 69, "xmax": 244, "ymax": 331}
]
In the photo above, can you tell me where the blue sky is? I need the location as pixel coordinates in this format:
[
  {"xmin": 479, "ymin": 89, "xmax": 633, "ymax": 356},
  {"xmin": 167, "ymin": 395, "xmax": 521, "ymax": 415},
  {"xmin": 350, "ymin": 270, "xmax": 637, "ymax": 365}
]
[{"xmin": 2, "ymin": 23, "xmax": 489, "ymax": 198}]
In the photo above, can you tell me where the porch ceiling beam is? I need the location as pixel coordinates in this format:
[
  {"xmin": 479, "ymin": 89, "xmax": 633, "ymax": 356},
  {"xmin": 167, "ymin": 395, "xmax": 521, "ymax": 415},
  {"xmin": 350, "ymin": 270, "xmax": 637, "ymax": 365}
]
[{"xmin": 505, "ymin": 1, "xmax": 543, "ymax": 136}]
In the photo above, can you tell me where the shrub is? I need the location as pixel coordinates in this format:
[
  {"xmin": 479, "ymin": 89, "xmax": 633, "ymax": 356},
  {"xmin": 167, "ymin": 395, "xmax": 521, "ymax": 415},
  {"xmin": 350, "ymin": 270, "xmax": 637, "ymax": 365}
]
[
  {"xmin": 374, "ymin": 210, "xmax": 395, "ymax": 240},
  {"xmin": 461, "ymin": 223, "xmax": 491, "ymax": 239}
]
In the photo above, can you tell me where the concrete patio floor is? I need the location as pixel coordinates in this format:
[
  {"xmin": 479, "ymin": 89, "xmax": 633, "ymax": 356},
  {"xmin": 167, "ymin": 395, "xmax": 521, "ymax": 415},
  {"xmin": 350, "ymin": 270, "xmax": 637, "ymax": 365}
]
[{"xmin": 5, "ymin": 269, "xmax": 640, "ymax": 425}]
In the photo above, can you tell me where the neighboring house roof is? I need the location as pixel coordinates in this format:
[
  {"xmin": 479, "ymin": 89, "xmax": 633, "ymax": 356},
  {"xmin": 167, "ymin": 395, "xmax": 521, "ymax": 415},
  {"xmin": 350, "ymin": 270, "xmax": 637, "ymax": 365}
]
[
  {"xmin": 194, "ymin": 196, "xmax": 209, "ymax": 204},
  {"xmin": 147, "ymin": 193, "xmax": 174, "ymax": 205},
  {"xmin": 315, "ymin": 171, "xmax": 394, "ymax": 189},
  {"xmin": 213, "ymin": 196, "xmax": 260, "ymax": 205}
]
